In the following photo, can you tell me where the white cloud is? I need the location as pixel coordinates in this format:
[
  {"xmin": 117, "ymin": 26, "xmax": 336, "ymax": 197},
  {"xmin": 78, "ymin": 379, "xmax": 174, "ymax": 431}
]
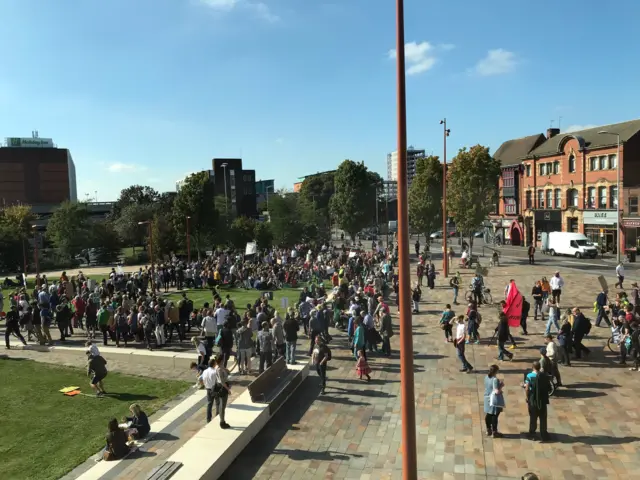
[
  {"xmin": 388, "ymin": 42, "xmax": 454, "ymax": 75},
  {"xmin": 563, "ymin": 124, "xmax": 597, "ymax": 133},
  {"xmin": 472, "ymin": 49, "xmax": 517, "ymax": 76},
  {"xmin": 199, "ymin": 0, "xmax": 279, "ymax": 22},
  {"xmin": 106, "ymin": 163, "xmax": 147, "ymax": 173}
]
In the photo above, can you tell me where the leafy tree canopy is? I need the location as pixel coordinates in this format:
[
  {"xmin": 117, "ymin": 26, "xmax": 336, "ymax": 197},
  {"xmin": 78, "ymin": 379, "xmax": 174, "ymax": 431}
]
[
  {"xmin": 114, "ymin": 185, "xmax": 159, "ymax": 216},
  {"xmin": 446, "ymin": 145, "xmax": 501, "ymax": 237},
  {"xmin": 408, "ymin": 155, "xmax": 443, "ymax": 239},
  {"xmin": 173, "ymin": 171, "xmax": 218, "ymax": 256},
  {"xmin": 229, "ymin": 216, "xmax": 256, "ymax": 249},
  {"xmin": 1, "ymin": 204, "xmax": 36, "ymax": 238},
  {"xmin": 330, "ymin": 160, "xmax": 382, "ymax": 239},
  {"xmin": 46, "ymin": 201, "xmax": 93, "ymax": 258},
  {"xmin": 113, "ymin": 203, "xmax": 157, "ymax": 247}
]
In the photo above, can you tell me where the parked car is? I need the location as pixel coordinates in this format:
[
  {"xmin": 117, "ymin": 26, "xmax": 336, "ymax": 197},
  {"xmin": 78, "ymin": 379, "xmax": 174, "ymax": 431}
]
[
  {"xmin": 430, "ymin": 231, "xmax": 443, "ymax": 239},
  {"xmin": 474, "ymin": 231, "xmax": 484, "ymax": 238}
]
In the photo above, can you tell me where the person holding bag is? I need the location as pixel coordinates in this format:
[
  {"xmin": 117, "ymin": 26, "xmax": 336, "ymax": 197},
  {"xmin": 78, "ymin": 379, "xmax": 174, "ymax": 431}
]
[{"xmin": 484, "ymin": 364, "xmax": 505, "ymax": 437}]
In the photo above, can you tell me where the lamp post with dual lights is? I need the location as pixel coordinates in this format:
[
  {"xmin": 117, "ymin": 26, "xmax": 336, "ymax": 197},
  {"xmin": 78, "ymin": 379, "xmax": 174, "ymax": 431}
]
[
  {"xmin": 597, "ymin": 130, "xmax": 622, "ymax": 263},
  {"xmin": 138, "ymin": 220, "xmax": 155, "ymax": 292}
]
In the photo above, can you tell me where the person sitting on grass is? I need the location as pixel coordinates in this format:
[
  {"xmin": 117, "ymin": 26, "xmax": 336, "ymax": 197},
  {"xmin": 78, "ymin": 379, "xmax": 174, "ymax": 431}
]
[
  {"xmin": 103, "ymin": 418, "xmax": 129, "ymax": 461},
  {"xmin": 87, "ymin": 351, "xmax": 108, "ymax": 397},
  {"xmin": 123, "ymin": 403, "xmax": 150, "ymax": 439}
]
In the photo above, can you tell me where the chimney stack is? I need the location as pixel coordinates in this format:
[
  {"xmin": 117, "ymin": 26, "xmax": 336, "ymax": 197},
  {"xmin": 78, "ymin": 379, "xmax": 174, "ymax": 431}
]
[{"xmin": 547, "ymin": 128, "xmax": 560, "ymax": 139}]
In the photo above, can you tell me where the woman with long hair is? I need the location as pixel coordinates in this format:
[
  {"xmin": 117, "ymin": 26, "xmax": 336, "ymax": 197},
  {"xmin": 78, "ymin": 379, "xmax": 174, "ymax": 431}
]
[{"xmin": 484, "ymin": 364, "xmax": 505, "ymax": 437}]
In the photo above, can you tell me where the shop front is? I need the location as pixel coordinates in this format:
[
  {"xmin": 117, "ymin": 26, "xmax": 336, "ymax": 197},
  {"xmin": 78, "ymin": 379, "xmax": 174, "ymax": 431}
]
[
  {"xmin": 534, "ymin": 210, "xmax": 562, "ymax": 243},
  {"xmin": 583, "ymin": 210, "xmax": 618, "ymax": 253},
  {"xmin": 623, "ymin": 218, "xmax": 640, "ymax": 250}
]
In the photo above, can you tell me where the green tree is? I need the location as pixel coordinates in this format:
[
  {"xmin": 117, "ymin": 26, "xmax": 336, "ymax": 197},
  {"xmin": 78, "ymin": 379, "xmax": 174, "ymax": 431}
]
[
  {"xmin": 46, "ymin": 201, "xmax": 93, "ymax": 258},
  {"xmin": 447, "ymin": 145, "xmax": 501, "ymax": 249},
  {"xmin": 0, "ymin": 223, "xmax": 24, "ymax": 272},
  {"xmin": 299, "ymin": 172, "xmax": 335, "ymax": 241},
  {"xmin": 113, "ymin": 185, "xmax": 159, "ymax": 216},
  {"xmin": 254, "ymin": 221, "xmax": 273, "ymax": 250},
  {"xmin": 408, "ymin": 156, "xmax": 443, "ymax": 240},
  {"xmin": 229, "ymin": 216, "xmax": 256, "ymax": 249},
  {"xmin": 0, "ymin": 205, "xmax": 36, "ymax": 272},
  {"xmin": 330, "ymin": 160, "xmax": 382, "ymax": 239},
  {"xmin": 113, "ymin": 203, "xmax": 157, "ymax": 248},
  {"xmin": 90, "ymin": 222, "xmax": 123, "ymax": 264},
  {"xmin": 173, "ymin": 171, "xmax": 218, "ymax": 258},
  {"xmin": 151, "ymin": 213, "xmax": 178, "ymax": 261}
]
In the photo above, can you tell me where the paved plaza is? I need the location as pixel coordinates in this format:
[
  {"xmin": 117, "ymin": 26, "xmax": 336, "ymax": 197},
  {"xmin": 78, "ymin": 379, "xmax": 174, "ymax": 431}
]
[
  {"xmin": 221, "ymin": 259, "xmax": 640, "ymax": 480},
  {"xmin": 3, "ymin": 257, "xmax": 640, "ymax": 479}
]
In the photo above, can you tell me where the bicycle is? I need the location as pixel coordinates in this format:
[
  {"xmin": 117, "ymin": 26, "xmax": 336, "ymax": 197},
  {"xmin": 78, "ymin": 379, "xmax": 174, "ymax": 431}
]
[{"xmin": 465, "ymin": 286, "xmax": 493, "ymax": 305}]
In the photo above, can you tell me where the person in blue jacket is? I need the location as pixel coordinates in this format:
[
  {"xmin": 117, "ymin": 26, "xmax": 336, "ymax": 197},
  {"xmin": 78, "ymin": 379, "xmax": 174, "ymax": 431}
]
[{"xmin": 353, "ymin": 318, "xmax": 366, "ymax": 360}]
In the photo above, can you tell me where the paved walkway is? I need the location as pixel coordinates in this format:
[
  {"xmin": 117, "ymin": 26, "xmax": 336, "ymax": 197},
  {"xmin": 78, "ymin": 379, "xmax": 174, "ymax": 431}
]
[{"xmin": 221, "ymin": 260, "xmax": 640, "ymax": 480}]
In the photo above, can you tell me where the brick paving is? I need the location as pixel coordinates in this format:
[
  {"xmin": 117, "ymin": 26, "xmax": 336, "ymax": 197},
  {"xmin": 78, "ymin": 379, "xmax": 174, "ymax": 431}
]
[{"xmin": 221, "ymin": 260, "xmax": 640, "ymax": 480}]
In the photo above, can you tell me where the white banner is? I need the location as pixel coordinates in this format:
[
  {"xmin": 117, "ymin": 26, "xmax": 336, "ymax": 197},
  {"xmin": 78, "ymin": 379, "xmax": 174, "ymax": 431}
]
[{"xmin": 245, "ymin": 242, "xmax": 257, "ymax": 256}]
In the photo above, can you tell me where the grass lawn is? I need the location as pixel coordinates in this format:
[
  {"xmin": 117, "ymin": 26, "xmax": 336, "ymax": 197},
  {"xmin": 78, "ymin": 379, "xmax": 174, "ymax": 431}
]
[
  {"xmin": 166, "ymin": 286, "xmax": 309, "ymax": 312},
  {"xmin": 0, "ymin": 358, "xmax": 190, "ymax": 480}
]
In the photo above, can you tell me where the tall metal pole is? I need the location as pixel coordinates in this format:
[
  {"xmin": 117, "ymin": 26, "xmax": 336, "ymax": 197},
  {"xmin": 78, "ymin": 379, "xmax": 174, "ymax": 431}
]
[
  {"xmin": 395, "ymin": 1, "xmax": 418, "ymax": 478},
  {"xmin": 616, "ymin": 134, "xmax": 621, "ymax": 263},
  {"xmin": 186, "ymin": 216, "xmax": 191, "ymax": 264},
  {"xmin": 33, "ymin": 228, "xmax": 40, "ymax": 288},
  {"xmin": 149, "ymin": 223, "xmax": 155, "ymax": 293},
  {"xmin": 442, "ymin": 118, "xmax": 449, "ymax": 278}
]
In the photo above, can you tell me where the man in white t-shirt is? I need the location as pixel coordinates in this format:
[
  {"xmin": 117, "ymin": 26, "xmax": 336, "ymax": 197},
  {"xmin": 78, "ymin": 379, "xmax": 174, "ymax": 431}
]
[
  {"xmin": 201, "ymin": 310, "xmax": 218, "ymax": 352},
  {"xmin": 214, "ymin": 305, "xmax": 229, "ymax": 327}
]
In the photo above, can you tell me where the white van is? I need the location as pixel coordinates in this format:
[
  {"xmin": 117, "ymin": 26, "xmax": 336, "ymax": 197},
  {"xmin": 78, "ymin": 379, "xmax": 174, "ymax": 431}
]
[{"xmin": 547, "ymin": 232, "xmax": 598, "ymax": 259}]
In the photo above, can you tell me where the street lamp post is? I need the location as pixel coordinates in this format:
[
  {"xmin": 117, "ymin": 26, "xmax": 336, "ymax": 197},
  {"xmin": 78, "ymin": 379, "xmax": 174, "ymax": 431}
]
[
  {"xmin": 32, "ymin": 225, "xmax": 40, "ymax": 288},
  {"xmin": 221, "ymin": 163, "xmax": 229, "ymax": 218},
  {"xmin": 598, "ymin": 130, "xmax": 622, "ymax": 263},
  {"xmin": 395, "ymin": 0, "xmax": 418, "ymax": 478},
  {"xmin": 440, "ymin": 119, "xmax": 451, "ymax": 277},
  {"xmin": 138, "ymin": 221, "xmax": 155, "ymax": 292},
  {"xmin": 186, "ymin": 216, "xmax": 191, "ymax": 264}
]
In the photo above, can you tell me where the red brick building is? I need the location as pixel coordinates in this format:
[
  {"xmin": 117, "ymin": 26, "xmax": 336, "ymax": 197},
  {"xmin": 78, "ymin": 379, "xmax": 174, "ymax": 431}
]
[{"xmin": 494, "ymin": 119, "xmax": 640, "ymax": 253}]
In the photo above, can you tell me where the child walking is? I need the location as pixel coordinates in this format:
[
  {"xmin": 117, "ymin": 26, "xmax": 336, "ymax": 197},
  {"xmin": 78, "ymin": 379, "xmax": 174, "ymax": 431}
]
[{"xmin": 356, "ymin": 349, "xmax": 371, "ymax": 381}]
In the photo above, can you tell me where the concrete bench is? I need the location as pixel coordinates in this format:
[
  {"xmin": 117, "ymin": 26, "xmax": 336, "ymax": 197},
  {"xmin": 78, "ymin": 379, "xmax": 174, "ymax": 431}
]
[
  {"xmin": 167, "ymin": 362, "xmax": 309, "ymax": 480},
  {"xmin": 73, "ymin": 390, "xmax": 206, "ymax": 480},
  {"xmin": 247, "ymin": 357, "xmax": 299, "ymax": 408}
]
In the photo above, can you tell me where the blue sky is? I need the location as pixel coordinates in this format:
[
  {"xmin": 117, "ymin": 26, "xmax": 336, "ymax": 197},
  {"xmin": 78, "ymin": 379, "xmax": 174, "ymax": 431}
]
[{"xmin": 1, "ymin": 0, "xmax": 640, "ymax": 201}]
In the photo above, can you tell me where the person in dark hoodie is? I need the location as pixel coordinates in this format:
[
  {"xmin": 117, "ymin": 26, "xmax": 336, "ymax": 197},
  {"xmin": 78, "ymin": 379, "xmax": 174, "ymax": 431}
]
[
  {"xmin": 495, "ymin": 313, "xmax": 514, "ymax": 361},
  {"xmin": 595, "ymin": 288, "xmax": 611, "ymax": 327},
  {"xmin": 571, "ymin": 307, "xmax": 591, "ymax": 359},
  {"xmin": 283, "ymin": 308, "xmax": 300, "ymax": 365},
  {"xmin": 87, "ymin": 351, "xmax": 108, "ymax": 397},
  {"xmin": 524, "ymin": 360, "xmax": 550, "ymax": 441},
  {"xmin": 217, "ymin": 321, "xmax": 234, "ymax": 368}
]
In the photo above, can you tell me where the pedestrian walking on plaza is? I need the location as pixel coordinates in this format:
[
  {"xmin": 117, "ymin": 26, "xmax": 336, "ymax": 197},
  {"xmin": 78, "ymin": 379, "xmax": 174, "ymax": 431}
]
[
  {"xmin": 615, "ymin": 262, "xmax": 625, "ymax": 289},
  {"xmin": 571, "ymin": 308, "xmax": 591, "ymax": 359},
  {"xmin": 283, "ymin": 309, "xmax": 299, "ymax": 365},
  {"xmin": 356, "ymin": 349, "xmax": 371, "ymax": 381},
  {"xmin": 520, "ymin": 296, "xmax": 530, "ymax": 335},
  {"xmin": 528, "ymin": 244, "xmax": 536, "ymax": 265},
  {"xmin": 550, "ymin": 271, "xmax": 564, "ymax": 305},
  {"xmin": 531, "ymin": 281, "xmax": 544, "ymax": 321},
  {"xmin": 524, "ymin": 360, "xmax": 550, "ymax": 441},
  {"xmin": 257, "ymin": 321, "xmax": 274, "ymax": 373},
  {"xmin": 495, "ymin": 313, "xmax": 513, "ymax": 362},
  {"xmin": 379, "ymin": 310, "xmax": 393, "ymax": 357},
  {"xmin": 484, "ymin": 364, "xmax": 505, "ymax": 437},
  {"xmin": 454, "ymin": 315, "xmax": 473, "ymax": 373},
  {"xmin": 201, "ymin": 357, "xmax": 231, "ymax": 428},
  {"xmin": 440, "ymin": 304, "xmax": 455, "ymax": 342},
  {"xmin": 594, "ymin": 288, "xmax": 612, "ymax": 327},
  {"xmin": 4, "ymin": 305, "xmax": 27, "ymax": 349},
  {"xmin": 544, "ymin": 299, "xmax": 561, "ymax": 335},
  {"xmin": 450, "ymin": 272, "xmax": 460, "ymax": 305},
  {"xmin": 312, "ymin": 335, "xmax": 331, "ymax": 394},
  {"xmin": 557, "ymin": 313, "xmax": 572, "ymax": 366}
]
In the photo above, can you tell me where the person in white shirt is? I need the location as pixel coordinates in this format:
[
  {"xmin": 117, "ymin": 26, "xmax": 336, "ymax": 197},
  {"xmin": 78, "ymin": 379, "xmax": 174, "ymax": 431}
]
[
  {"xmin": 549, "ymin": 272, "xmax": 564, "ymax": 305},
  {"xmin": 199, "ymin": 357, "xmax": 231, "ymax": 427},
  {"xmin": 201, "ymin": 309, "xmax": 218, "ymax": 352},
  {"xmin": 544, "ymin": 334, "xmax": 562, "ymax": 386},
  {"xmin": 454, "ymin": 315, "xmax": 473, "ymax": 373},
  {"xmin": 85, "ymin": 340, "xmax": 101, "ymax": 357},
  {"xmin": 615, "ymin": 262, "xmax": 625, "ymax": 289},
  {"xmin": 214, "ymin": 306, "xmax": 229, "ymax": 327}
]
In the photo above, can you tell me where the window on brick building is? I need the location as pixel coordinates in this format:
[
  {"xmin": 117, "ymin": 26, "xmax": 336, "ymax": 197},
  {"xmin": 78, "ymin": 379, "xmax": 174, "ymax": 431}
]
[
  {"xmin": 599, "ymin": 156, "xmax": 607, "ymax": 170},
  {"xmin": 526, "ymin": 164, "xmax": 531, "ymax": 177},
  {"xmin": 546, "ymin": 190, "xmax": 553, "ymax": 209},
  {"xmin": 537, "ymin": 190, "xmax": 544, "ymax": 209},
  {"xmin": 598, "ymin": 186, "xmax": 607, "ymax": 209},
  {"xmin": 504, "ymin": 198, "xmax": 516, "ymax": 215},
  {"xmin": 609, "ymin": 154, "xmax": 618, "ymax": 169},
  {"xmin": 569, "ymin": 155, "xmax": 576, "ymax": 172},
  {"xmin": 590, "ymin": 157, "xmax": 598, "ymax": 171},
  {"xmin": 567, "ymin": 188, "xmax": 579, "ymax": 207},
  {"xmin": 588, "ymin": 187, "xmax": 596, "ymax": 208},
  {"xmin": 553, "ymin": 161, "xmax": 559, "ymax": 174},
  {"xmin": 554, "ymin": 189, "xmax": 562, "ymax": 209},
  {"xmin": 610, "ymin": 186, "xmax": 618, "ymax": 209},
  {"xmin": 525, "ymin": 191, "xmax": 532, "ymax": 209},
  {"xmin": 630, "ymin": 196, "xmax": 639, "ymax": 215},
  {"xmin": 502, "ymin": 169, "xmax": 514, "ymax": 187}
]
